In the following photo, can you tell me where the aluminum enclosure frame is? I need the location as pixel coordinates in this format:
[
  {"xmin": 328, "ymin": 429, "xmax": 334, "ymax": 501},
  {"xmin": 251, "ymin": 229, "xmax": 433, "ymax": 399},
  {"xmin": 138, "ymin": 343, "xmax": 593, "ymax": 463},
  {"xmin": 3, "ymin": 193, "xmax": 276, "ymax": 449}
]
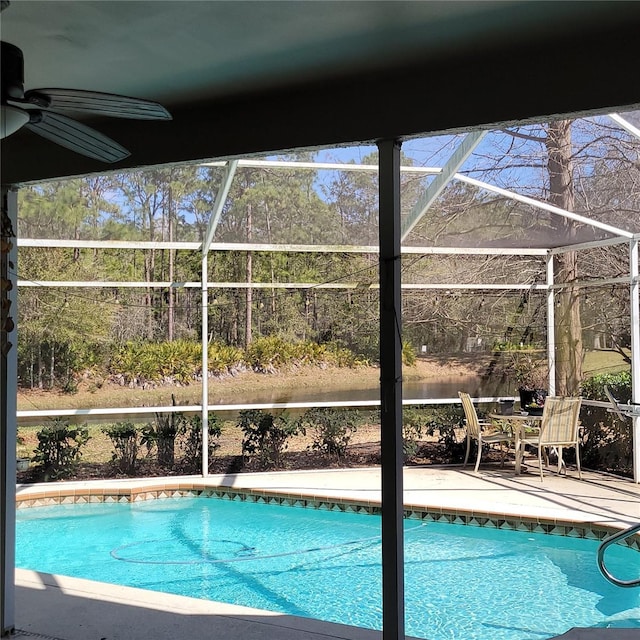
[
  {"xmin": 5, "ymin": 140, "xmax": 640, "ymax": 640},
  {"xmin": 13, "ymin": 151, "xmax": 640, "ymax": 487}
]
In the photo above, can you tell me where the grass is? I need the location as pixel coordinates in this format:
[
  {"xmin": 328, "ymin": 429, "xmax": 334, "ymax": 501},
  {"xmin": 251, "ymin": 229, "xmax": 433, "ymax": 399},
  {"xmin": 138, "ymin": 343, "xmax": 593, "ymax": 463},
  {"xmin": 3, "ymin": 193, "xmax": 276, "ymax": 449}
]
[{"xmin": 582, "ymin": 349, "xmax": 631, "ymax": 377}]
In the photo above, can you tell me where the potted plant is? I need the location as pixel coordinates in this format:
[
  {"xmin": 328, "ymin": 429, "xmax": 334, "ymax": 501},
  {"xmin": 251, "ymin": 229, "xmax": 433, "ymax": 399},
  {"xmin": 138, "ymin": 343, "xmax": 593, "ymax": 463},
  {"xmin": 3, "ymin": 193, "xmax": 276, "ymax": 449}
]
[
  {"xmin": 508, "ymin": 351, "xmax": 548, "ymax": 409},
  {"xmin": 523, "ymin": 402, "xmax": 544, "ymax": 416}
]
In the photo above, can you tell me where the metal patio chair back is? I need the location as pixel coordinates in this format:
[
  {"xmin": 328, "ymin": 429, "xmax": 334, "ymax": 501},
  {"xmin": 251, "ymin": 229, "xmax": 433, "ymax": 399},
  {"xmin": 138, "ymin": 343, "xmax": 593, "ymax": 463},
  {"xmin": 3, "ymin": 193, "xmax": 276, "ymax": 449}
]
[
  {"xmin": 524, "ymin": 396, "xmax": 582, "ymax": 481},
  {"xmin": 458, "ymin": 392, "xmax": 512, "ymax": 473}
]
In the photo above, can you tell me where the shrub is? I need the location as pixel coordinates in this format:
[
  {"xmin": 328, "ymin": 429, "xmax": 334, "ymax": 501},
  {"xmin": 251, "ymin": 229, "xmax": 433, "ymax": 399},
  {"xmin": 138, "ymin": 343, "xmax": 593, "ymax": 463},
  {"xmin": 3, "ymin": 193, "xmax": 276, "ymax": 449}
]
[
  {"xmin": 141, "ymin": 410, "xmax": 187, "ymax": 469},
  {"xmin": 245, "ymin": 336, "xmax": 365, "ymax": 372},
  {"xmin": 179, "ymin": 414, "xmax": 222, "ymax": 473},
  {"xmin": 111, "ymin": 340, "xmax": 245, "ymax": 384},
  {"xmin": 492, "ymin": 340, "xmax": 539, "ymax": 352},
  {"xmin": 581, "ymin": 370, "xmax": 631, "ymax": 403},
  {"xmin": 402, "ymin": 341, "xmax": 416, "ymax": 366},
  {"xmin": 402, "ymin": 407, "xmax": 426, "ymax": 461},
  {"xmin": 110, "ymin": 341, "xmax": 160, "ymax": 383},
  {"xmin": 422, "ymin": 404, "xmax": 467, "ymax": 463},
  {"xmin": 32, "ymin": 420, "xmax": 90, "ymax": 481},
  {"xmin": 110, "ymin": 338, "xmax": 364, "ymax": 384},
  {"xmin": 300, "ymin": 407, "xmax": 359, "ymax": 460},
  {"xmin": 207, "ymin": 342, "xmax": 244, "ymax": 375},
  {"xmin": 321, "ymin": 341, "xmax": 368, "ymax": 367},
  {"xmin": 239, "ymin": 409, "xmax": 300, "ymax": 469},
  {"xmin": 103, "ymin": 422, "xmax": 140, "ymax": 475},
  {"xmin": 244, "ymin": 336, "xmax": 293, "ymax": 371},
  {"xmin": 580, "ymin": 371, "xmax": 632, "ymax": 476}
]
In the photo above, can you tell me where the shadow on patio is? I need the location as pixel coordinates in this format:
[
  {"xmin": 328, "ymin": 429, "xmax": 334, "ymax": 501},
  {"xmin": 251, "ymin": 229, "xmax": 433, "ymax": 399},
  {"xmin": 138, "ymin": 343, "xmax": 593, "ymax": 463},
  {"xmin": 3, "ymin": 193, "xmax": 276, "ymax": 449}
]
[{"xmin": 14, "ymin": 569, "xmax": 383, "ymax": 640}]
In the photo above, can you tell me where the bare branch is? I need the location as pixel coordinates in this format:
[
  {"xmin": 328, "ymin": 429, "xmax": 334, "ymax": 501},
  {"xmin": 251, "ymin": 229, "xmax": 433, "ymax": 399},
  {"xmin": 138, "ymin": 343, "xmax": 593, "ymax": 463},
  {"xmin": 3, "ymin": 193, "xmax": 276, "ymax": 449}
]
[{"xmin": 498, "ymin": 128, "xmax": 547, "ymax": 144}]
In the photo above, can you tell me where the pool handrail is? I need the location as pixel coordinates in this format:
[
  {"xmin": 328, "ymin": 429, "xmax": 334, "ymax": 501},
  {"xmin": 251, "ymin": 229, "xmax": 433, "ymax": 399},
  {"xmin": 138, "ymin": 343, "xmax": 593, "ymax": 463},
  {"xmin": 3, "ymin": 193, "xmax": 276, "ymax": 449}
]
[{"xmin": 597, "ymin": 522, "xmax": 640, "ymax": 588}]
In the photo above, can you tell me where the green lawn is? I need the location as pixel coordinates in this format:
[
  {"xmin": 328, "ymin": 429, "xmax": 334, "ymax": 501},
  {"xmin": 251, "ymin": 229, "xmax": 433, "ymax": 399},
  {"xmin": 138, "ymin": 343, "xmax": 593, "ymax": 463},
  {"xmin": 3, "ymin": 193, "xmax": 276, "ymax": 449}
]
[{"xmin": 582, "ymin": 349, "xmax": 631, "ymax": 377}]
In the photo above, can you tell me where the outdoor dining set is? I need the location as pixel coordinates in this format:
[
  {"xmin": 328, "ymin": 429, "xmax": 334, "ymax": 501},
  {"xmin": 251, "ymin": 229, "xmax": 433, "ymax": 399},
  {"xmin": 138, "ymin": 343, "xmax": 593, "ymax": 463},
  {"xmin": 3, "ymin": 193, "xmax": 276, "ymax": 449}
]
[{"xmin": 458, "ymin": 392, "xmax": 583, "ymax": 481}]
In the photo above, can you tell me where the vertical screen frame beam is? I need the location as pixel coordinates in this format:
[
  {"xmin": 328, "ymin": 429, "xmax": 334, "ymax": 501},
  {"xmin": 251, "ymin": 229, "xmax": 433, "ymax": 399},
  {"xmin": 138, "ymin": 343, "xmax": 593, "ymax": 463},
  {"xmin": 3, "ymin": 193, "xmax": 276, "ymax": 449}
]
[
  {"xmin": 1, "ymin": 188, "xmax": 17, "ymax": 636},
  {"xmin": 546, "ymin": 253, "xmax": 557, "ymax": 396},
  {"xmin": 201, "ymin": 252, "xmax": 209, "ymax": 476},
  {"xmin": 378, "ymin": 139, "xmax": 405, "ymax": 640},
  {"xmin": 630, "ymin": 239, "xmax": 640, "ymax": 483}
]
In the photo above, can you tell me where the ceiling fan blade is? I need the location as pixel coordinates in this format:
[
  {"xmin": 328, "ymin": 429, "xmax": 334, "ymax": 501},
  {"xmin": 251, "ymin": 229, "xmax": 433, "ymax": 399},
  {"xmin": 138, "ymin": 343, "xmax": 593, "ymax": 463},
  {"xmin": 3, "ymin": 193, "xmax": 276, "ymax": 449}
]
[
  {"xmin": 24, "ymin": 111, "xmax": 131, "ymax": 163},
  {"xmin": 24, "ymin": 88, "xmax": 172, "ymax": 120}
]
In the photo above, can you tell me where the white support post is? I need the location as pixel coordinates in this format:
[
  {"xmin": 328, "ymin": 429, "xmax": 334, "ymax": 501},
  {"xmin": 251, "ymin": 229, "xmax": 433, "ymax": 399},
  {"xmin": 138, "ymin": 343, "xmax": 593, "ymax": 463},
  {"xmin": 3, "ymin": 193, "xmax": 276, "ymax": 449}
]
[
  {"xmin": 546, "ymin": 253, "xmax": 556, "ymax": 396},
  {"xmin": 201, "ymin": 160, "xmax": 238, "ymax": 254},
  {"xmin": 630, "ymin": 239, "xmax": 640, "ymax": 483},
  {"xmin": 401, "ymin": 131, "xmax": 487, "ymax": 241},
  {"xmin": 199, "ymin": 160, "xmax": 238, "ymax": 477},
  {"xmin": 1, "ymin": 188, "xmax": 17, "ymax": 636},
  {"xmin": 456, "ymin": 174, "xmax": 633, "ymax": 240},
  {"xmin": 377, "ymin": 138, "xmax": 405, "ymax": 640},
  {"xmin": 609, "ymin": 113, "xmax": 640, "ymax": 142},
  {"xmin": 201, "ymin": 253, "xmax": 209, "ymax": 477}
]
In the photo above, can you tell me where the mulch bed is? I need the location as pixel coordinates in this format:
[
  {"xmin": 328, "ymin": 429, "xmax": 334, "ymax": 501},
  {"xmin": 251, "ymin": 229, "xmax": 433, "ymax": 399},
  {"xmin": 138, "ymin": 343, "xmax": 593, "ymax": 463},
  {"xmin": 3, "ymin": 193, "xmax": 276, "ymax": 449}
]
[{"xmin": 16, "ymin": 440, "xmax": 508, "ymax": 484}]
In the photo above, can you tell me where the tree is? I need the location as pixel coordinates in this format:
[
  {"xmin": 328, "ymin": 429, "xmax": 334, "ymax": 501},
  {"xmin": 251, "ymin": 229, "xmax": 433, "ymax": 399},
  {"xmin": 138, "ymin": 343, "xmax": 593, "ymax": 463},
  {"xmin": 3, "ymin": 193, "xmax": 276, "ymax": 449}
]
[
  {"xmin": 547, "ymin": 120, "xmax": 582, "ymax": 394},
  {"xmin": 116, "ymin": 167, "xmax": 202, "ymax": 341},
  {"xmin": 455, "ymin": 119, "xmax": 639, "ymax": 392},
  {"xmin": 208, "ymin": 152, "xmax": 346, "ymax": 346},
  {"xmin": 13, "ymin": 123, "xmax": 639, "ymax": 390},
  {"xmin": 17, "ymin": 182, "xmax": 118, "ymax": 388},
  {"xmin": 572, "ymin": 117, "xmax": 640, "ymax": 363}
]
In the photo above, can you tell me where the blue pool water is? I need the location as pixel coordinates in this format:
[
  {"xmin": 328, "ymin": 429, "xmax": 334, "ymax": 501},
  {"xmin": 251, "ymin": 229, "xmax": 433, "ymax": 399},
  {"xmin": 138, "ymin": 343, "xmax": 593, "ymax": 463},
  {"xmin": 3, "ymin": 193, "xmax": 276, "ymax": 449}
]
[{"xmin": 15, "ymin": 497, "xmax": 640, "ymax": 640}]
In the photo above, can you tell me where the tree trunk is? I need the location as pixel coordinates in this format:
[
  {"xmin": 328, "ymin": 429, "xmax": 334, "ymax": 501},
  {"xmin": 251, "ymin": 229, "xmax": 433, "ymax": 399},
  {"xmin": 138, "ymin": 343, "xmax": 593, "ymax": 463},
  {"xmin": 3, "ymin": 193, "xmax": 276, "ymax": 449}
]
[
  {"xmin": 303, "ymin": 293, "xmax": 309, "ymax": 341},
  {"xmin": 168, "ymin": 185, "xmax": 175, "ymax": 342},
  {"xmin": 231, "ymin": 293, "xmax": 239, "ymax": 345},
  {"xmin": 547, "ymin": 120, "xmax": 583, "ymax": 395},
  {"xmin": 49, "ymin": 344, "xmax": 55, "ymax": 389},
  {"xmin": 73, "ymin": 227, "xmax": 80, "ymax": 262},
  {"xmin": 38, "ymin": 343, "xmax": 43, "ymax": 389},
  {"xmin": 245, "ymin": 203, "xmax": 253, "ymax": 347},
  {"xmin": 144, "ymin": 249, "xmax": 156, "ymax": 340},
  {"xmin": 313, "ymin": 290, "xmax": 318, "ymax": 333}
]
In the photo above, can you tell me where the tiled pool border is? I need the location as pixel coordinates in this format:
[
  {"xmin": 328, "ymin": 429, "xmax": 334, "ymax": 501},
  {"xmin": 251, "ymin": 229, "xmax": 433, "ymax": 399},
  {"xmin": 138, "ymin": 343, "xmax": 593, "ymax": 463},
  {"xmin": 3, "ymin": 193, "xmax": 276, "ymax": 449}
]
[{"xmin": 16, "ymin": 482, "xmax": 640, "ymax": 551}]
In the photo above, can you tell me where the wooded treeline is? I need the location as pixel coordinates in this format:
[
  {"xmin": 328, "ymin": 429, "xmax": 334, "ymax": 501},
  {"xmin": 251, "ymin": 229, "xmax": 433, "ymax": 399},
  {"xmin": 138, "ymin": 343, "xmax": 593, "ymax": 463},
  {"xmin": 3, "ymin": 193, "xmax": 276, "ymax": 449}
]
[{"xmin": 15, "ymin": 116, "xmax": 639, "ymax": 391}]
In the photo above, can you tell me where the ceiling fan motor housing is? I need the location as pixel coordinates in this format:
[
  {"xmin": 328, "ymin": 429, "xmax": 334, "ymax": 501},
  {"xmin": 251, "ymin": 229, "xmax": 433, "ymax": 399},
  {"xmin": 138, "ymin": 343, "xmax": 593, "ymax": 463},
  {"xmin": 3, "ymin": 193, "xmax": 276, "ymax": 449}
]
[
  {"xmin": 1, "ymin": 41, "xmax": 25, "ymax": 102},
  {"xmin": 1, "ymin": 39, "xmax": 170, "ymax": 159}
]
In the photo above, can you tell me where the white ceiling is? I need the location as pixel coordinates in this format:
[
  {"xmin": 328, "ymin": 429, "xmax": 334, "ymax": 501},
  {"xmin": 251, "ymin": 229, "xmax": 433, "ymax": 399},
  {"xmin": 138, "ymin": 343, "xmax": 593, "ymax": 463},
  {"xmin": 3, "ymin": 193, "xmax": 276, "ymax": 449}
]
[{"xmin": 3, "ymin": 1, "xmax": 640, "ymax": 185}]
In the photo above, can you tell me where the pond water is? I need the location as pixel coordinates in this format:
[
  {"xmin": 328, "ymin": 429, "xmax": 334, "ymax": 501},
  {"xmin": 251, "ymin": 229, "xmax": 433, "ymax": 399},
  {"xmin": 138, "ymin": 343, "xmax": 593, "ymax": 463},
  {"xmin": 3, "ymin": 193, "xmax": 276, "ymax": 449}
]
[{"xmin": 210, "ymin": 375, "xmax": 509, "ymax": 406}]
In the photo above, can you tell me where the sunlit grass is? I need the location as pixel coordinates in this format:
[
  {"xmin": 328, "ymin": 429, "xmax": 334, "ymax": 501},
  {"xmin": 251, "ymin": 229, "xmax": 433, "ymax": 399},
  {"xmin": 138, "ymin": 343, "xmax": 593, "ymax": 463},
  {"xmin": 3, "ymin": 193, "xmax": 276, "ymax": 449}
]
[{"xmin": 583, "ymin": 349, "xmax": 631, "ymax": 377}]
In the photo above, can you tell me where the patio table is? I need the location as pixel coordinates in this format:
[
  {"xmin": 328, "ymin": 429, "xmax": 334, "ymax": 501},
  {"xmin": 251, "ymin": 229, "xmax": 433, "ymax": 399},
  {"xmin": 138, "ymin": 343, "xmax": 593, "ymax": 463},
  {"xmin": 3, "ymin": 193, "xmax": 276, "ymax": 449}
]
[{"xmin": 489, "ymin": 412, "xmax": 543, "ymax": 474}]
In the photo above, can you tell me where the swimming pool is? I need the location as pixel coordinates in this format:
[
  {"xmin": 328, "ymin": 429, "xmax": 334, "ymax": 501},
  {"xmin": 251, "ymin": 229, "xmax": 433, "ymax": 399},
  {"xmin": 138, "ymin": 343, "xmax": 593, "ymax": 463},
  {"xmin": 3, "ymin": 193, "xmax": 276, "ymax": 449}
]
[{"xmin": 15, "ymin": 496, "xmax": 640, "ymax": 640}]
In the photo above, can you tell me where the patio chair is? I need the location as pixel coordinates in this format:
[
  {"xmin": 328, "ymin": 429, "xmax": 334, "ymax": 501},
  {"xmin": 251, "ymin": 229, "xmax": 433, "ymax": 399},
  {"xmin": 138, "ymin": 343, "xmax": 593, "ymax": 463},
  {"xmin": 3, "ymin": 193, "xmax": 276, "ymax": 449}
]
[
  {"xmin": 458, "ymin": 392, "xmax": 513, "ymax": 473},
  {"xmin": 519, "ymin": 396, "xmax": 582, "ymax": 482}
]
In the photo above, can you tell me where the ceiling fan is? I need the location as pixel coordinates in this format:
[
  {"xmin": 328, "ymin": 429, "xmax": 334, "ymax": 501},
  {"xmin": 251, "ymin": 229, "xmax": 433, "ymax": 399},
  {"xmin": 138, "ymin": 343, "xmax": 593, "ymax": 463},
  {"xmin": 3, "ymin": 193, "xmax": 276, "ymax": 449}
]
[{"xmin": 1, "ymin": 40, "xmax": 172, "ymax": 163}]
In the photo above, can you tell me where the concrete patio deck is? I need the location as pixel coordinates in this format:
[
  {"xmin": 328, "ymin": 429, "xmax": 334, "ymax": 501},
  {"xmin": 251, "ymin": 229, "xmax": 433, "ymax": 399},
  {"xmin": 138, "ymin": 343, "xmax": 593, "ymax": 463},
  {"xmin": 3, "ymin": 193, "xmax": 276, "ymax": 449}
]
[{"xmin": 12, "ymin": 462, "xmax": 640, "ymax": 640}]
